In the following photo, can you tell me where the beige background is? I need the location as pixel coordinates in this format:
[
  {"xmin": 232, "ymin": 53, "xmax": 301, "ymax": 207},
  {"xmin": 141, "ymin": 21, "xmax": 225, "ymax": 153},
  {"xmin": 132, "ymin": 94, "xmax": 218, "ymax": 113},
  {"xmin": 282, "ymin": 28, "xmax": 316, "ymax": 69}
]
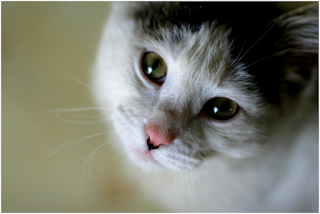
[
  {"xmin": 2, "ymin": 2, "xmax": 312, "ymax": 212},
  {"xmin": 2, "ymin": 2, "xmax": 162, "ymax": 212}
]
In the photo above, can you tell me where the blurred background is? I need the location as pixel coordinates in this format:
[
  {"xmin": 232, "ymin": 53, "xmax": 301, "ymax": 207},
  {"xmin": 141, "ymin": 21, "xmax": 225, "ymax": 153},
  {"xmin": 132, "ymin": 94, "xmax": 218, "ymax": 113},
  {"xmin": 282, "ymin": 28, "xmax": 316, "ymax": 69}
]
[{"xmin": 2, "ymin": 2, "xmax": 314, "ymax": 212}]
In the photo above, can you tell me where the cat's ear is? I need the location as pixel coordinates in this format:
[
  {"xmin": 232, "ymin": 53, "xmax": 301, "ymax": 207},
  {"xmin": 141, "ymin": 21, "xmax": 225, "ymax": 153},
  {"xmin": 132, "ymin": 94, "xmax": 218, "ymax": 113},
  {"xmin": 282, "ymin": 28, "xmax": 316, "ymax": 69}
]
[
  {"xmin": 271, "ymin": 3, "xmax": 318, "ymax": 60},
  {"xmin": 252, "ymin": 3, "xmax": 318, "ymax": 107},
  {"xmin": 273, "ymin": 3, "xmax": 318, "ymax": 100}
]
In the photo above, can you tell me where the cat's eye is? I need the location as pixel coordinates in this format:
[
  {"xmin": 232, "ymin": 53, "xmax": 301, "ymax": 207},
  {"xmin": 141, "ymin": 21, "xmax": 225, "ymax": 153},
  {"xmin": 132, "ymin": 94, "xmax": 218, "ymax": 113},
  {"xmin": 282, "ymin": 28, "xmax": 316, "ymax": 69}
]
[
  {"xmin": 141, "ymin": 51, "xmax": 167, "ymax": 83},
  {"xmin": 202, "ymin": 97, "xmax": 239, "ymax": 120}
]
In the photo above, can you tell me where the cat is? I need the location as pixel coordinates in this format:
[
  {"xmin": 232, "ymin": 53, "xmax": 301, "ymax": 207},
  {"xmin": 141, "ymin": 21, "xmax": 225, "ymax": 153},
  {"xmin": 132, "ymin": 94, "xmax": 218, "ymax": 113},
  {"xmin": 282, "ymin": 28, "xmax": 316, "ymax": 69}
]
[{"xmin": 92, "ymin": 2, "xmax": 318, "ymax": 212}]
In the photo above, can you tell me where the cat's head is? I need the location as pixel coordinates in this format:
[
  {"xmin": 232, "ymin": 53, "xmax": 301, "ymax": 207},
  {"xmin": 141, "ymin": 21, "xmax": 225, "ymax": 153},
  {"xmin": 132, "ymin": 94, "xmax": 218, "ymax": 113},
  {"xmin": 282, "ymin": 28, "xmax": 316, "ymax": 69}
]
[{"xmin": 93, "ymin": 3, "xmax": 318, "ymax": 171}]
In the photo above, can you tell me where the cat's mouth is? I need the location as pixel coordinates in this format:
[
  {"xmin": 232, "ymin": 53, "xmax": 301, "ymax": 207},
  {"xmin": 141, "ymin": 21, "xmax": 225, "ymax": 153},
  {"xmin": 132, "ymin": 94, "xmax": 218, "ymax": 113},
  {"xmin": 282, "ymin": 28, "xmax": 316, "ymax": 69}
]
[
  {"xmin": 135, "ymin": 148, "xmax": 157, "ymax": 163},
  {"xmin": 136, "ymin": 149, "xmax": 153, "ymax": 159},
  {"xmin": 133, "ymin": 148, "xmax": 166, "ymax": 170}
]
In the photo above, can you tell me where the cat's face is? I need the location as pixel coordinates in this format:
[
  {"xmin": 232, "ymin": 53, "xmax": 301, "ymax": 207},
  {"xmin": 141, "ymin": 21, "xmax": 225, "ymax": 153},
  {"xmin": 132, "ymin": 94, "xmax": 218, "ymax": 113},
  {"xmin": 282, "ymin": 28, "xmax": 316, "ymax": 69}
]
[{"xmin": 93, "ymin": 3, "xmax": 317, "ymax": 171}]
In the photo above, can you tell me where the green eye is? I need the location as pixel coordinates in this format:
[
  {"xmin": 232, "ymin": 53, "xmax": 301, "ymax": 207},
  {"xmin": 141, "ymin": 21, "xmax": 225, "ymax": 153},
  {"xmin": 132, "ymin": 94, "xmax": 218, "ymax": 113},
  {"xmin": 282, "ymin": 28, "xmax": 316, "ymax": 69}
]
[
  {"xmin": 142, "ymin": 51, "xmax": 167, "ymax": 83},
  {"xmin": 203, "ymin": 97, "xmax": 239, "ymax": 120}
]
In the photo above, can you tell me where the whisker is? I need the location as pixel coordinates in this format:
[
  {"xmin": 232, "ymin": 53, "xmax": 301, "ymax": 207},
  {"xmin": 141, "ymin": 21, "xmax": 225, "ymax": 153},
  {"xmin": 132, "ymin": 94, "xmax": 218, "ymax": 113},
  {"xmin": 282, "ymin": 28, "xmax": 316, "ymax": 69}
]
[
  {"xmin": 83, "ymin": 143, "xmax": 107, "ymax": 176},
  {"xmin": 52, "ymin": 109, "xmax": 110, "ymax": 124},
  {"xmin": 82, "ymin": 142, "xmax": 109, "ymax": 191},
  {"xmin": 213, "ymin": 162, "xmax": 254, "ymax": 197},
  {"xmin": 198, "ymin": 155, "xmax": 208, "ymax": 161},
  {"xmin": 169, "ymin": 171, "xmax": 178, "ymax": 210},
  {"xmin": 58, "ymin": 67, "xmax": 101, "ymax": 94},
  {"xmin": 47, "ymin": 131, "xmax": 109, "ymax": 157},
  {"xmin": 232, "ymin": 39, "xmax": 247, "ymax": 66},
  {"xmin": 200, "ymin": 164, "xmax": 234, "ymax": 212},
  {"xmin": 236, "ymin": 16, "xmax": 283, "ymax": 64},
  {"xmin": 199, "ymin": 155, "xmax": 255, "ymax": 198},
  {"xmin": 57, "ymin": 66, "xmax": 121, "ymax": 101},
  {"xmin": 46, "ymin": 107, "xmax": 113, "ymax": 113},
  {"xmin": 100, "ymin": 143, "xmax": 117, "ymax": 170},
  {"xmin": 188, "ymin": 170, "xmax": 198, "ymax": 212},
  {"xmin": 54, "ymin": 112, "xmax": 111, "ymax": 124},
  {"xmin": 55, "ymin": 117, "xmax": 109, "ymax": 124},
  {"xmin": 88, "ymin": 143, "xmax": 110, "ymax": 182},
  {"xmin": 184, "ymin": 170, "xmax": 193, "ymax": 212},
  {"xmin": 244, "ymin": 47, "xmax": 296, "ymax": 68},
  {"xmin": 192, "ymin": 162, "xmax": 231, "ymax": 212},
  {"xmin": 178, "ymin": 169, "xmax": 185, "ymax": 212},
  {"xmin": 190, "ymin": 164, "xmax": 215, "ymax": 203},
  {"xmin": 63, "ymin": 115, "xmax": 107, "ymax": 119},
  {"xmin": 71, "ymin": 91, "xmax": 98, "ymax": 101}
]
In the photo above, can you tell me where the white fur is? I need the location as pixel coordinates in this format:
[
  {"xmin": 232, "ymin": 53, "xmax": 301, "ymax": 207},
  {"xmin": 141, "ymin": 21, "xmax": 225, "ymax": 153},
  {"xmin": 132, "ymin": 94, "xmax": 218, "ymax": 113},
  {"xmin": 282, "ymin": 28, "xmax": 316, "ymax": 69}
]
[{"xmin": 92, "ymin": 3, "xmax": 318, "ymax": 212}]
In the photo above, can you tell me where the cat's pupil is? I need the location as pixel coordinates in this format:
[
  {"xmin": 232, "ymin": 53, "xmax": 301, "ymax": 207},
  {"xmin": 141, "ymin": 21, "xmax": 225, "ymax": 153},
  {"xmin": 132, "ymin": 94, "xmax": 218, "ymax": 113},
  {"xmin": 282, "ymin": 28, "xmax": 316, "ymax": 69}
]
[
  {"xmin": 218, "ymin": 100, "xmax": 232, "ymax": 113},
  {"xmin": 151, "ymin": 60, "xmax": 160, "ymax": 71},
  {"xmin": 146, "ymin": 59, "xmax": 160, "ymax": 75}
]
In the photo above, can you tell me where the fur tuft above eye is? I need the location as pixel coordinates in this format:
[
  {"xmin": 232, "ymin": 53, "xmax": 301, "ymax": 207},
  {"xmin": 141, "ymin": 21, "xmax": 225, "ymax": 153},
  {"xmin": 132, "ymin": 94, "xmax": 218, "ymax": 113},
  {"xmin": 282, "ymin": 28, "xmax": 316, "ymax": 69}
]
[
  {"xmin": 202, "ymin": 97, "xmax": 239, "ymax": 120},
  {"xmin": 141, "ymin": 51, "xmax": 167, "ymax": 84}
]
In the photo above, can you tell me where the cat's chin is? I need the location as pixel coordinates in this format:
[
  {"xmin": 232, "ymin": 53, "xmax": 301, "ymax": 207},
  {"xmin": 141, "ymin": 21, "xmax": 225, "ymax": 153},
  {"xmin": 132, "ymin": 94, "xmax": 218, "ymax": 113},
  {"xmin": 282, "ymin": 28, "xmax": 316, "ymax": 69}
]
[
  {"xmin": 128, "ymin": 148, "xmax": 167, "ymax": 172},
  {"xmin": 128, "ymin": 146, "xmax": 202, "ymax": 172}
]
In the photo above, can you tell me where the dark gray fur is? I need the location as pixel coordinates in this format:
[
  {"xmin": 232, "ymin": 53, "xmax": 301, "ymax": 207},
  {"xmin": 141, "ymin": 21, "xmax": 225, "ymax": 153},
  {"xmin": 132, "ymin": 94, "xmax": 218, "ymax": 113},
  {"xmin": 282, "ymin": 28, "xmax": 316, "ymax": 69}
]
[{"xmin": 132, "ymin": 2, "xmax": 318, "ymax": 109}]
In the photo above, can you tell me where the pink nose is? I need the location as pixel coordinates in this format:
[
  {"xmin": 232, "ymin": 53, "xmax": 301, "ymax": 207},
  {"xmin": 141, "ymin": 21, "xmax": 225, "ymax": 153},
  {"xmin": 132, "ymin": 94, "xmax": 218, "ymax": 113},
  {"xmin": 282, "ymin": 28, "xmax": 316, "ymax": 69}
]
[{"xmin": 146, "ymin": 124, "xmax": 175, "ymax": 147}]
